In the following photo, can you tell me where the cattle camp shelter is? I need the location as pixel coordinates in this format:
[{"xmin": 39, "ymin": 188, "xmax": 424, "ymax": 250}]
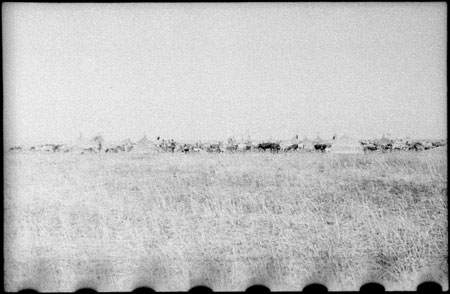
[
  {"xmin": 132, "ymin": 135, "xmax": 158, "ymax": 154},
  {"xmin": 313, "ymin": 135, "xmax": 324, "ymax": 144},
  {"xmin": 330, "ymin": 135, "xmax": 364, "ymax": 154},
  {"xmin": 377, "ymin": 134, "xmax": 392, "ymax": 145},
  {"xmin": 300, "ymin": 137, "xmax": 315, "ymax": 151},
  {"xmin": 70, "ymin": 133, "xmax": 97, "ymax": 152}
]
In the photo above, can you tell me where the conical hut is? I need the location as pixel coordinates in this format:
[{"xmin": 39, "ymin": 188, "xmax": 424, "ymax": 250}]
[
  {"xmin": 314, "ymin": 135, "xmax": 324, "ymax": 144},
  {"xmin": 132, "ymin": 135, "xmax": 158, "ymax": 154},
  {"xmin": 91, "ymin": 134, "xmax": 106, "ymax": 151},
  {"xmin": 403, "ymin": 136, "xmax": 412, "ymax": 144},
  {"xmin": 137, "ymin": 135, "xmax": 152, "ymax": 145},
  {"xmin": 70, "ymin": 132, "xmax": 97, "ymax": 153},
  {"xmin": 378, "ymin": 134, "xmax": 392, "ymax": 145},
  {"xmin": 115, "ymin": 139, "xmax": 134, "ymax": 152},
  {"xmin": 330, "ymin": 135, "xmax": 364, "ymax": 154},
  {"xmin": 299, "ymin": 136, "xmax": 315, "ymax": 151}
]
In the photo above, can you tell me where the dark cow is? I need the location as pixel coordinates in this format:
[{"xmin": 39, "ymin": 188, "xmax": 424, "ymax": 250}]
[
  {"xmin": 314, "ymin": 144, "xmax": 329, "ymax": 152},
  {"xmin": 53, "ymin": 144, "xmax": 65, "ymax": 152},
  {"xmin": 363, "ymin": 144, "xmax": 378, "ymax": 152},
  {"xmin": 258, "ymin": 143, "xmax": 272, "ymax": 151},
  {"xmin": 182, "ymin": 144, "xmax": 193, "ymax": 153},
  {"xmin": 409, "ymin": 142, "xmax": 424, "ymax": 151},
  {"xmin": 258, "ymin": 143, "xmax": 280, "ymax": 153}
]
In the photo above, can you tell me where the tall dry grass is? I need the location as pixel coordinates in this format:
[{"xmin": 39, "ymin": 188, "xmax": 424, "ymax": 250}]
[{"xmin": 4, "ymin": 150, "xmax": 448, "ymax": 291}]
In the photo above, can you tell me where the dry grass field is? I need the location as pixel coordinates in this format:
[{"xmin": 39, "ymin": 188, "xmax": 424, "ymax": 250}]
[{"xmin": 4, "ymin": 149, "xmax": 448, "ymax": 291}]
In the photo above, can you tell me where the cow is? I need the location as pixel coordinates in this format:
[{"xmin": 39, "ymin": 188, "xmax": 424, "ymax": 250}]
[
  {"xmin": 225, "ymin": 144, "xmax": 238, "ymax": 153},
  {"xmin": 363, "ymin": 144, "xmax": 378, "ymax": 152},
  {"xmin": 158, "ymin": 139, "xmax": 176, "ymax": 153},
  {"xmin": 258, "ymin": 142, "xmax": 272, "ymax": 152},
  {"xmin": 285, "ymin": 144, "xmax": 298, "ymax": 152},
  {"xmin": 379, "ymin": 143, "xmax": 392, "ymax": 152},
  {"xmin": 314, "ymin": 144, "xmax": 329, "ymax": 153},
  {"xmin": 250, "ymin": 141, "xmax": 260, "ymax": 151},
  {"xmin": 432, "ymin": 141, "xmax": 446, "ymax": 148},
  {"xmin": 272, "ymin": 143, "xmax": 281, "ymax": 153},
  {"xmin": 258, "ymin": 143, "xmax": 280, "ymax": 153},
  {"xmin": 41, "ymin": 144, "xmax": 57, "ymax": 152},
  {"xmin": 105, "ymin": 143, "xmax": 128, "ymax": 153},
  {"xmin": 53, "ymin": 144, "xmax": 67, "ymax": 152},
  {"xmin": 181, "ymin": 144, "xmax": 193, "ymax": 153},
  {"xmin": 206, "ymin": 143, "xmax": 223, "ymax": 153},
  {"xmin": 8, "ymin": 146, "xmax": 22, "ymax": 152},
  {"xmin": 391, "ymin": 142, "xmax": 407, "ymax": 152},
  {"xmin": 409, "ymin": 142, "xmax": 424, "ymax": 151},
  {"xmin": 280, "ymin": 141, "xmax": 298, "ymax": 152},
  {"xmin": 422, "ymin": 142, "xmax": 433, "ymax": 150},
  {"xmin": 105, "ymin": 146, "xmax": 119, "ymax": 153},
  {"xmin": 81, "ymin": 147, "xmax": 97, "ymax": 154},
  {"xmin": 237, "ymin": 142, "xmax": 251, "ymax": 152}
]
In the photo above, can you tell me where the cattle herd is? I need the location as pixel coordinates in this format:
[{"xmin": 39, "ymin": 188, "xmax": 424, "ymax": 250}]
[{"xmin": 7, "ymin": 135, "xmax": 447, "ymax": 155}]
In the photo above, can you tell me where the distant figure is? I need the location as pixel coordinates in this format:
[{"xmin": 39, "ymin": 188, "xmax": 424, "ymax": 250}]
[
  {"xmin": 168, "ymin": 139, "xmax": 176, "ymax": 153},
  {"xmin": 182, "ymin": 144, "xmax": 191, "ymax": 153}
]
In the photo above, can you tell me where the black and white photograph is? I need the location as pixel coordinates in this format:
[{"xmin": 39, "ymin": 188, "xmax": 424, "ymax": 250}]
[{"xmin": 3, "ymin": 2, "xmax": 447, "ymax": 292}]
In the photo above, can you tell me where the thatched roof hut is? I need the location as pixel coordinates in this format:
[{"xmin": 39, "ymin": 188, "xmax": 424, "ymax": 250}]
[{"xmin": 378, "ymin": 134, "xmax": 392, "ymax": 145}]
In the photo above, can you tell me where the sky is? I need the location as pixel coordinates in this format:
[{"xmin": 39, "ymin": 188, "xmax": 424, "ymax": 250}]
[{"xmin": 3, "ymin": 2, "xmax": 447, "ymax": 145}]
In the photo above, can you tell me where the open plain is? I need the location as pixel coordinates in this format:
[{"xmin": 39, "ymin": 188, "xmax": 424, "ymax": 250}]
[{"xmin": 4, "ymin": 149, "xmax": 448, "ymax": 291}]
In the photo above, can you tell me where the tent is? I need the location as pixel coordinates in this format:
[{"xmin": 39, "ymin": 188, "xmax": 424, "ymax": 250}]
[{"xmin": 330, "ymin": 135, "xmax": 364, "ymax": 154}]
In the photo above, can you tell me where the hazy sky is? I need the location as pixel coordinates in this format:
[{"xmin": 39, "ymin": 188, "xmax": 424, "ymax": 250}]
[{"xmin": 3, "ymin": 3, "xmax": 447, "ymax": 145}]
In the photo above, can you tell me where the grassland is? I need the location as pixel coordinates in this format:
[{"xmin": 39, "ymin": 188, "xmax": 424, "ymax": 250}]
[{"xmin": 4, "ymin": 149, "xmax": 448, "ymax": 291}]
